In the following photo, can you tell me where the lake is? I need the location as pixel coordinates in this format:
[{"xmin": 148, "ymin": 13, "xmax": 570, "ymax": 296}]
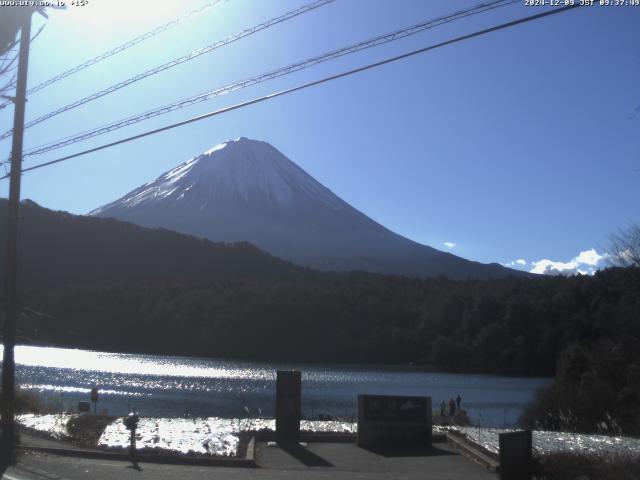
[{"xmin": 7, "ymin": 345, "xmax": 549, "ymax": 427}]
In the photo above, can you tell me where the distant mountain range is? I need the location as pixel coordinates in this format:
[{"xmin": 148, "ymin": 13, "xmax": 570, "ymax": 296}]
[
  {"xmin": 91, "ymin": 137, "xmax": 523, "ymax": 280},
  {"xmin": 0, "ymin": 199, "xmax": 306, "ymax": 288}
]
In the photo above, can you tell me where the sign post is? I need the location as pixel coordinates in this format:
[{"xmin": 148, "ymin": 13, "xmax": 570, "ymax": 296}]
[{"xmin": 90, "ymin": 387, "xmax": 98, "ymax": 415}]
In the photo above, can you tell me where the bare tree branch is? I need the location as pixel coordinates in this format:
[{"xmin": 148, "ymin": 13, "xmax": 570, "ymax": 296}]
[
  {"xmin": 608, "ymin": 224, "xmax": 640, "ymax": 268},
  {"xmin": 0, "ymin": 14, "xmax": 45, "ymax": 98}
]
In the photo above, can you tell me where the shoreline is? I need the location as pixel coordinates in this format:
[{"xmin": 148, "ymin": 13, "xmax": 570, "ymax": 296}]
[{"xmin": 8, "ymin": 341, "xmax": 553, "ymax": 378}]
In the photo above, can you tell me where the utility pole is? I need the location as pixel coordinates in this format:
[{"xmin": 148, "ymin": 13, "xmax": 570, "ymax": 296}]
[{"xmin": 1, "ymin": 11, "xmax": 32, "ymax": 464}]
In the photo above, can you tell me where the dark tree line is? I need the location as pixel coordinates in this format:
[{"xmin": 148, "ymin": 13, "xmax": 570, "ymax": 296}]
[
  {"xmin": 521, "ymin": 333, "xmax": 640, "ymax": 435},
  {"xmin": 519, "ymin": 224, "xmax": 640, "ymax": 435},
  {"xmin": 14, "ymin": 267, "xmax": 640, "ymax": 381},
  {"xmin": 0, "ymin": 199, "xmax": 310, "ymax": 288}
]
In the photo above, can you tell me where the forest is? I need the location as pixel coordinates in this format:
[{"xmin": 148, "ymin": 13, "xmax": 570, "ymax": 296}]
[
  {"xmin": 17, "ymin": 267, "xmax": 640, "ymax": 378},
  {"xmin": 3, "ymin": 200, "xmax": 639, "ymax": 434}
]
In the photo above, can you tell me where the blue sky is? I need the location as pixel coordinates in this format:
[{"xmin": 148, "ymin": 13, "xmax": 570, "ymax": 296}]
[{"xmin": 0, "ymin": 0, "xmax": 638, "ymax": 274}]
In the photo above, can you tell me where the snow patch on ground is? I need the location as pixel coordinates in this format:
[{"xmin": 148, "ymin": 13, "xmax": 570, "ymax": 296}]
[
  {"xmin": 449, "ymin": 426, "xmax": 640, "ymax": 457},
  {"xmin": 17, "ymin": 413, "xmax": 72, "ymax": 439},
  {"xmin": 99, "ymin": 417, "xmax": 239, "ymax": 456},
  {"xmin": 17, "ymin": 414, "xmax": 640, "ymax": 459},
  {"xmin": 98, "ymin": 417, "xmax": 357, "ymax": 457}
]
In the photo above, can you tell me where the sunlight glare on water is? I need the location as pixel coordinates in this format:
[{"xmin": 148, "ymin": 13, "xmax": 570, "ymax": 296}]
[
  {"xmin": 4, "ymin": 345, "xmax": 273, "ymax": 380},
  {"xmin": 3, "ymin": 345, "xmax": 549, "ymax": 425}
]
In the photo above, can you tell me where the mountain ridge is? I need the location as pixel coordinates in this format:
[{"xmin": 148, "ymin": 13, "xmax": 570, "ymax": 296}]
[{"xmin": 0, "ymin": 198, "xmax": 309, "ymax": 288}]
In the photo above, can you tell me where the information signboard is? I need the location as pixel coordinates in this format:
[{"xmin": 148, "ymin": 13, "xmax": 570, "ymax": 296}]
[{"xmin": 357, "ymin": 394, "xmax": 432, "ymax": 447}]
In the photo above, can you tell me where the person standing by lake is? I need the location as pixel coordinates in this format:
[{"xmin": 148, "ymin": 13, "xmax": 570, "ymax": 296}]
[{"xmin": 456, "ymin": 394, "xmax": 461, "ymax": 409}]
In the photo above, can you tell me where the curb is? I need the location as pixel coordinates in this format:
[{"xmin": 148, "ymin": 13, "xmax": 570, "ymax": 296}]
[
  {"xmin": 255, "ymin": 431, "xmax": 357, "ymax": 443},
  {"xmin": 19, "ymin": 436, "xmax": 256, "ymax": 468},
  {"xmin": 253, "ymin": 431, "xmax": 448, "ymax": 444},
  {"xmin": 245, "ymin": 436, "xmax": 255, "ymax": 464},
  {"xmin": 445, "ymin": 432, "xmax": 499, "ymax": 472}
]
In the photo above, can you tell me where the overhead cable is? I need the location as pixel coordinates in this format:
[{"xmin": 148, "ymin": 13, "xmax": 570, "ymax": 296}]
[
  {"xmin": 0, "ymin": 1, "xmax": 226, "ymax": 110},
  {"xmin": 19, "ymin": 0, "xmax": 519, "ymax": 157},
  {"xmin": 0, "ymin": 3, "xmax": 582, "ymax": 181},
  {"xmin": 27, "ymin": 0, "xmax": 226, "ymax": 95},
  {"xmin": 0, "ymin": 0, "xmax": 335, "ymax": 140}
]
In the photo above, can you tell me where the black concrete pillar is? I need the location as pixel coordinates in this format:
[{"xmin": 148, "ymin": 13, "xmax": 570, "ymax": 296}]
[
  {"xmin": 276, "ymin": 370, "xmax": 301, "ymax": 443},
  {"xmin": 499, "ymin": 430, "xmax": 532, "ymax": 480}
]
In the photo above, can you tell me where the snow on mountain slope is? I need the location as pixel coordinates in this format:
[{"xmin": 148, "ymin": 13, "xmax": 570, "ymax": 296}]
[
  {"xmin": 93, "ymin": 138, "xmax": 342, "ymax": 213},
  {"xmin": 90, "ymin": 137, "xmax": 521, "ymax": 279}
]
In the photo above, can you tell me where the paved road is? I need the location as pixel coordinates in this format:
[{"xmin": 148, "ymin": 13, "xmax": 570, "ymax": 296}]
[{"xmin": 2, "ymin": 441, "xmax": 497, "ymax": 480}]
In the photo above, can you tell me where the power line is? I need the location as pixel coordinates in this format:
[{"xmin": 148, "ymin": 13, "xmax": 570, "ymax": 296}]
[
  {"xmin": 0, "ymin": 1, "xmax": 226, "ymax": 111},
  {"xmin": 0, "ymin": 3, "xmax": 582, "ymax": 181},
  {"xmin": 18, "ymin": 0, "xmax": 519, "ymax": 158},
  {"xmin": 0, "ymin": 0, "xmax": 335, "ymax": 140},
  {"xmin": 14, "ymin": 0, "xmax": 514, "ymax": 157},
  {"xmin": 32, "ymin": 1, "xmax": 225, "ymax": 95}
]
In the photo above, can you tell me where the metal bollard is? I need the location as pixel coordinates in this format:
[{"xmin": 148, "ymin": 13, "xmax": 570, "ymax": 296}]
[{"xmin": 123, "ymin": 411, "xmax": 140, "ymax": 468}]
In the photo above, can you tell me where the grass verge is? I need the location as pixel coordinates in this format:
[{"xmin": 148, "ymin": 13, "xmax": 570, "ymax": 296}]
[{"xmin": 534, "ymin": 451, "xmax": 640, "ymax": 480}]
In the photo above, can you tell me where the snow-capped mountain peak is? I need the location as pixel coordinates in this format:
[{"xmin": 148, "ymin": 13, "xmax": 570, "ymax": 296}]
[
  {"xmin": 90, "ymin": 138, "xmax": 522, "ymax": 279},
  {"xmin": 92, "ymin": 137, "xmax": 342, "ymax": 214}
]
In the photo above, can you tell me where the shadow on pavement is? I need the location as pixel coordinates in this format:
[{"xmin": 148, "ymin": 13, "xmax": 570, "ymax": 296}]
[
  {"xmin": 126, "ymin": 462, "xmax": 144, "ymax": 472},
  {"xmin": 362, "ymin": 444, "xmax": 457, "ymax": 458},
  {"xmin": 277, "ymin": 442, "xmax": 334, "ymax": 467}
]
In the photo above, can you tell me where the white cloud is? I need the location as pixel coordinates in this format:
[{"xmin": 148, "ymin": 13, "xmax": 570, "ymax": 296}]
[
  {"xmin": 530, "ymin": 259, "xmax": 579, "ymax": 276},
  {"xmin": 574, "ymin": 248, "xmax": 605, "ymax": 267},
  {"xmin": 443, "ymin": 241, "xmax": 456, "ymax": 249},
  {"xmin": 504, "ymin": 258, "xmax": 527, "ymax": 267},
  {"xmin": 529, "ymin": 248, "xmax": 609, "ymax": 276}
]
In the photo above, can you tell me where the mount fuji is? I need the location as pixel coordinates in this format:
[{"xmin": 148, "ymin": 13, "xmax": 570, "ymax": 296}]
[{"xmin": 90, "ymin": 137, "xmax": 520, "ymax": 279}]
